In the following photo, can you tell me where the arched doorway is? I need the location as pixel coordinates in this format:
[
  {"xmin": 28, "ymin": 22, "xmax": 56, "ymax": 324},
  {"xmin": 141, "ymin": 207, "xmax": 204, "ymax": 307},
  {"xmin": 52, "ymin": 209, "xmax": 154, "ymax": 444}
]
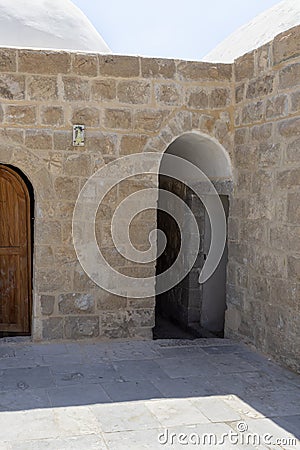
[
  {"xmin": 0, "ymin": 165, "xmax": 33, "ymax": 336},
  {"xmin": 154, "ymin": 132, "xmax": 232, "ymax": 339}
]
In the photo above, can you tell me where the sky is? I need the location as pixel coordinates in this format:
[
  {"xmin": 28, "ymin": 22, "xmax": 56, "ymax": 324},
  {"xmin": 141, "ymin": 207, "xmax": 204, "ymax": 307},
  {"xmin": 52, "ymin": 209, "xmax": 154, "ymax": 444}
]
[{"xmin": 72, "ymin": 0, "xmax": 281, "ymax": 60}]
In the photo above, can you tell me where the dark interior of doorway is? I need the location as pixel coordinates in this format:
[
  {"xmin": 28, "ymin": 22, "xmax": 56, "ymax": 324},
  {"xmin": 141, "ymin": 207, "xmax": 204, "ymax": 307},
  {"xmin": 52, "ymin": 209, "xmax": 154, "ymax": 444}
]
[
  {"xmin": 153, "ymin": 175, "xmax": 228, "ymax": 340},
  {"xmin": 0, "ymin": 165, "xmax": 34, "ymax": 338}
]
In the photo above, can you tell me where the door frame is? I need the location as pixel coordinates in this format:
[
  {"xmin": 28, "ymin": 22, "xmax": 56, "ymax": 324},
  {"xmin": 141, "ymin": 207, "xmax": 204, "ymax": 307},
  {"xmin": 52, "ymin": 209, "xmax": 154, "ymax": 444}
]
[{"xmin": 0, "ymin": 164, "xmax": 33, "ymax": 336}]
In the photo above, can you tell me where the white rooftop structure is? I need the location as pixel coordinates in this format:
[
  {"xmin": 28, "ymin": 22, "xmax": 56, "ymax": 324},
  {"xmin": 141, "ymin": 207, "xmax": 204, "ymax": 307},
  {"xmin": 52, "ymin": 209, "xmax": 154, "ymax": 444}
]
[
  {"xmin": 0, "ymin": 0, "xmax": 111, "ymax": 53},
  {"xmin": 204, "ymin": 0, "xmax": 300, "ymax": 63}
]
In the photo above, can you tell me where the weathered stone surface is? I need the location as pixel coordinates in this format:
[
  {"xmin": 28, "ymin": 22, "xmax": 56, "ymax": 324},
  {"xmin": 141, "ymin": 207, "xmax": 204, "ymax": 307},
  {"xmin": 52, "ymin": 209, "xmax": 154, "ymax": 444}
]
[
  {"xmin": 58, "ymin": 293, "xmax": 94, "ymax": 314},
  {"xmin": 91, "ymin": 79, "xmax": 116, "ymax": 101},
  {"xmin": 117, "ymin": 80, "xmax": 151, "ymax": 104},
  {"xmin": 27, "ymin": 76, "xmax": 58, "ymax": 100},
  {"xmin": 64, "ymin": 316, "xmax": 99, "ymax": 339},
  {"xmin": 41, "ymin": 106, "xmax": 64, "ymax": 126},
  {"xmin": 155, "ymin": 83, "xmax": 181, "ymax": 106},
  {"xmin": 177, "ymin": 61, "xmax": 232, "ymax": 81},
  {"xmin": 278, "ymin": 118, "xmax": 300, "ymax": 137},
  {"xmin": 53, "ymin": 131, "xmax": 73, "ymax": 151},
  {"xmin": 134, "ymin": 109, "xmax": 169, "ymax": 132},
  {"xmin": 141, "ymin": 58, "xmax": 176, "ymax": 78},
  {"xmin": 64, "ymin": 153, "xmax": 91, "ymax": 177},
  {"xmin": 99, "ymin": 55, "xmax": 139, "ymax": 77},
  {"xmin": 37, "ymin": 268, "xmax": 71, "ymax": 292},
  {"xmin": 0, "ymin": 49, "xmax": 17, "ymax": 72},
  {"xmin": 241, "ymin": 101, "xmax": 264, "ymax": 124},
  {"xmin": 266, "ymin": 94, "xmax": 287, "ymax": 119},
  {"xmin": 63, "ymin": 77, "xmax": 90, "ymax": 101},
  {"xmin": 277, "ymin": 168, "xmax": 300, "ymax": 189},
  {"xmin": 18, "ymin": 50, "xmax": 71, "ymax": 74},
  {"xmin": 290, "ymin": 90, "xmax": 300, "ymax": 112},
  {"xmin": 252, "ymin": 169, "xmax": 274, "ymax": 194},
  {"xmin": 273, "ymin": 25, "xmax": 300, "ymax": 64},
  {"xmin": 104, "ymin": 108, "xmax": 132, "ymax": 130},
  {"xmin": 285, "ymin": 138, "xmax": 300, "ymax": 162},
  {"xmin": 41, "ymin": 295, "xmax": 55, "ymax": 316},
  {"xmin": 120, "ymin": 134, "xmax": 148, "ymax": 155},
  {"xmin": 235, "ymin": 144, "xmax": 257, "ymax": 169},
  {"xmin": 246, "ymin": 75, "xmax": 274, "ymax": 99},
  {"xmin": 287, "ymin": 256, "xmax": 300, "ymax": 280},
  {"xmin": 85, "ymin": 132, "xmax": 117, "ymax": 154},
  {"xmin": 186, "ymin": 88, "xmax": 208, "ymax": 109},
  {"xmin": 97, "ymin": 292, "xmax": 127, "ymax": 310},
  {"xmin": 4, "ymin": 105, "xmax": 37, "ymax": 125},
  {"xmin": 0, "ymin": 74, "xmax": 25, "ymax": 100},
  {"xmin": 42, "ymin": 318, "xmax": 64, "ymax": 339},
  {"xmin": 72, "ymin": 54, "xmax": 98, "ymax": 76},
  {"xmin": 25, "ymin": 130, "xmax": 52, "ymax": 149},
  {"xmin": 235, "ymin": 52, "xmax": 254, "ymax": 81},
  {"xmin": 54, "ymin": 176, "xmax": 79, "ymax": 201},
  {"xmin": 258, "ymin": 142, "xmax": 281, "ymax": 167},
  {"xmin": 36, "ymin": 220, "xmax": 61, "ymax": 245},
  {"xmin": 35, "ymin": 245, "xmax": 55, "ymax": 267},
  {"xmin": 72, "ymin": 107, "xmax": 100, "ymax": 127},
  {"xmin": 210, "ymin": 88, "xmax": 230, "ymax": 108},
  {"xmin": 251, "ymin": 123, "xmax": 272, "ymax": 141},
  {"xmin": 279, "ymin": 63, "xmax": 300, "ymax": 89},
  {"xmin": 287, "ymin": 193, "xmax": 300, "ymax": 224},
  {"xmin": 235, "ymin": 84, "xmax": 244, "ymax": 103},
  {"xmin": 255, "ymin": 43, "xmax": 271, "ymax": 72}
]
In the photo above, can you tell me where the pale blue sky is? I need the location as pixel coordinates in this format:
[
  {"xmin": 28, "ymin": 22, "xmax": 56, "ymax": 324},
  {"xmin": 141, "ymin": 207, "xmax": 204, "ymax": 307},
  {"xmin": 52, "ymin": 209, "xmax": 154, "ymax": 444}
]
[{"xmin": 72, "ymin": 0, "xmax": 280, "ymax": 60}]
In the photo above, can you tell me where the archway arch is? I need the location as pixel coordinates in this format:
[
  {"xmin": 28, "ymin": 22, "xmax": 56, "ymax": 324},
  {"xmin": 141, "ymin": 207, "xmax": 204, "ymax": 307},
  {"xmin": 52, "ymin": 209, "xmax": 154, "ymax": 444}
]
[{"xmin": 154, "ymin": 131, "xmax": 233, "ymax": 339}]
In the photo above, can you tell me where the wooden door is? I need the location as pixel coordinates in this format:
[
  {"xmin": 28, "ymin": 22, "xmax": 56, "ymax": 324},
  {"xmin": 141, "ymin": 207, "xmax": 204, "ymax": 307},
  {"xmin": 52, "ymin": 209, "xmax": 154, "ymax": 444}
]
[{"xmin": 0, "ymin": 165, "xmax": 31, "ymax": 334}]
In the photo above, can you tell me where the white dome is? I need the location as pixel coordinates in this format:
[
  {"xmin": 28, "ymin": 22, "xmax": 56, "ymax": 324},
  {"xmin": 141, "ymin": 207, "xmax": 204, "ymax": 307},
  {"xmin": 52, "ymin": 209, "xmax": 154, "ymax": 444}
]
[
  {"xmin": 0, "ymin": 0, "xmax": 111, "ymax": 53},
  {"xmin": 204, "ymin": 0, "xmax": 300, "ymax": 63}
]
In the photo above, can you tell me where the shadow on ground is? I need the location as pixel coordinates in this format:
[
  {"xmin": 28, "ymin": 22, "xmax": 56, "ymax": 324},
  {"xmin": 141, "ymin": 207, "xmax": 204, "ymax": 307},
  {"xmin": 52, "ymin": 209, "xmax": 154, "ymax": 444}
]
[{"xmin": 0, "ymin": 338, "xmax": 299, "ymax": 449}]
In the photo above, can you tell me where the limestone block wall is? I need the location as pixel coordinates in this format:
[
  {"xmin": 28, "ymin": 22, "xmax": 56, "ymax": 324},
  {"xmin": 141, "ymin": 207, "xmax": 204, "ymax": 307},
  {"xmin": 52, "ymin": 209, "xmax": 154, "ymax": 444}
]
[
  {"xmin": 0, "ymin": 48, "xmax": 233, "ymax": 341},
  {"xmin": 226, "ymin": 25, "xmax": 300, "ymax": 371}
]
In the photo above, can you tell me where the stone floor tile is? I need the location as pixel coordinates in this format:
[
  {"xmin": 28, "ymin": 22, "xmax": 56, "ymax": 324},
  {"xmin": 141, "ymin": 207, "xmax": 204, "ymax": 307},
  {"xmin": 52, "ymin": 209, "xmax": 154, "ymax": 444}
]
[
  {"xmin": 0, "ymin": 388, "xmax": 51, "ymax": 412},
  {"xmin": 50, "ymin": 363, "xmax": 119, "ymax": 386},
  {"xmin": 155, "ymin": 346, "xmax": 208, "ymax": 358},
  {"xmin": 192, "ymin": 396, "xmax": 242, "ymax": 422},
  {"xmin": 272, "ymin": 415, "xmax": 300, "ymax": 439},
  {"xmin": 155, "ymin": 356, "xmax": 217, "ymax": 378},
  {"xmin": 10, "ymin": 435, "xmax": 107, "ymax": 450},
  {"xmin": 242, "ymin": 388, "xmax": 300, "ymax": 418},
  {"xmin": 153, "ymin": 376, "xmax": 216, "ymax": 398},
  {"xmin": 0, "ymin": 366, "xmax": 54, "ymax": 392},
  {"xmin": 42, "ymin": 353, "xmax": 84, "ymax": 366},
  {"xmin": 145, "ymin": 398, "xmax": 210, "ymax": 427},
  {"xmin": 112, "ymin": 359, "xmax": 170, "ymax": 381},
  {"xmin": 206, "ymin": 353, "xmax": 259, "ymax": 373},
  {"xmin": 0, "ymin": 348, "xmax": 15, "ymax": 358},
  {"xmin": 0, "ymin": 410, "xmax": 59, "ymax": 442},
  {"xmin": 222, "ymin": 394, "xmax": 267, "ymax": 420},
  {"xmin": 47, "ymin": 384, "xmax": 111, "ymax": 407},
  {"xmin": 156, "ymin": 422, "xmax": 239, "ymax": 449},
  {"xmin": 101, "ymin": 380, "xmax": 162, "ymax": 402},
  {"xmin": 91, "ymin": 402, "xmax": 161, "ymax": 432},
  {"xmin": 53, "ymin": 406, "xmax": 103, "ymax": 435},
  {"xmin": 103, "ymin": 429, "xmax": 165, "ymax": 450},
  {"xmin": 201, "ymin": 344, "xmax": 246, "ymax": 355},
  {"xmin": 230, "ymin": 417, "xmax": 300, "ymax": 450}
]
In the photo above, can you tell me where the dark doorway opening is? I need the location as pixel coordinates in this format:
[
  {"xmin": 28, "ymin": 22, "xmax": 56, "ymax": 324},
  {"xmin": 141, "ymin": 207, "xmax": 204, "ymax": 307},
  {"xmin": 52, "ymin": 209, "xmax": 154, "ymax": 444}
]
[
  {"xmin": 0, "ymin": 165, "xmax": 34, "ymax": 337},
  {"xmin": 153, "ymin": 133, "xmax": 232, "ymax": 340}
]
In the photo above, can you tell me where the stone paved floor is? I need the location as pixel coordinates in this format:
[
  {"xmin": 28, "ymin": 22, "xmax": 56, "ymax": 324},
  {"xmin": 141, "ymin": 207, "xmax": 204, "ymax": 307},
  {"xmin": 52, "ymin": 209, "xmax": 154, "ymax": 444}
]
[{"xmin": 0, "ymin": 338, "xmax": 299, "ymax": 449}]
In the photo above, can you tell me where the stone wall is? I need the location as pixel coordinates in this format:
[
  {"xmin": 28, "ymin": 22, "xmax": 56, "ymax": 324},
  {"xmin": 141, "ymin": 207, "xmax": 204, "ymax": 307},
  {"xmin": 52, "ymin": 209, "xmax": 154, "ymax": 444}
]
[
  {"xmin": 0, "ymin": 27, "xmax": 299, "ymax": 372},
  {"xmin": 0, "ymin": 48, "xmax": 233, "ymax": 342},
  {"xmin": 226, "ymin": 25, "xmax": 300, "ymax": 371}
]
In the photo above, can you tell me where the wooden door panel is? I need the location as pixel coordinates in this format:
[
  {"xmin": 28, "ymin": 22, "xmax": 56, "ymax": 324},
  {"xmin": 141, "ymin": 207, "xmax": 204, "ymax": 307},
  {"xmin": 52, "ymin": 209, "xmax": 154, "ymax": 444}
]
[{"xmin": 0, "ymin": 165, "xmax": 31, "ymax": 334}]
